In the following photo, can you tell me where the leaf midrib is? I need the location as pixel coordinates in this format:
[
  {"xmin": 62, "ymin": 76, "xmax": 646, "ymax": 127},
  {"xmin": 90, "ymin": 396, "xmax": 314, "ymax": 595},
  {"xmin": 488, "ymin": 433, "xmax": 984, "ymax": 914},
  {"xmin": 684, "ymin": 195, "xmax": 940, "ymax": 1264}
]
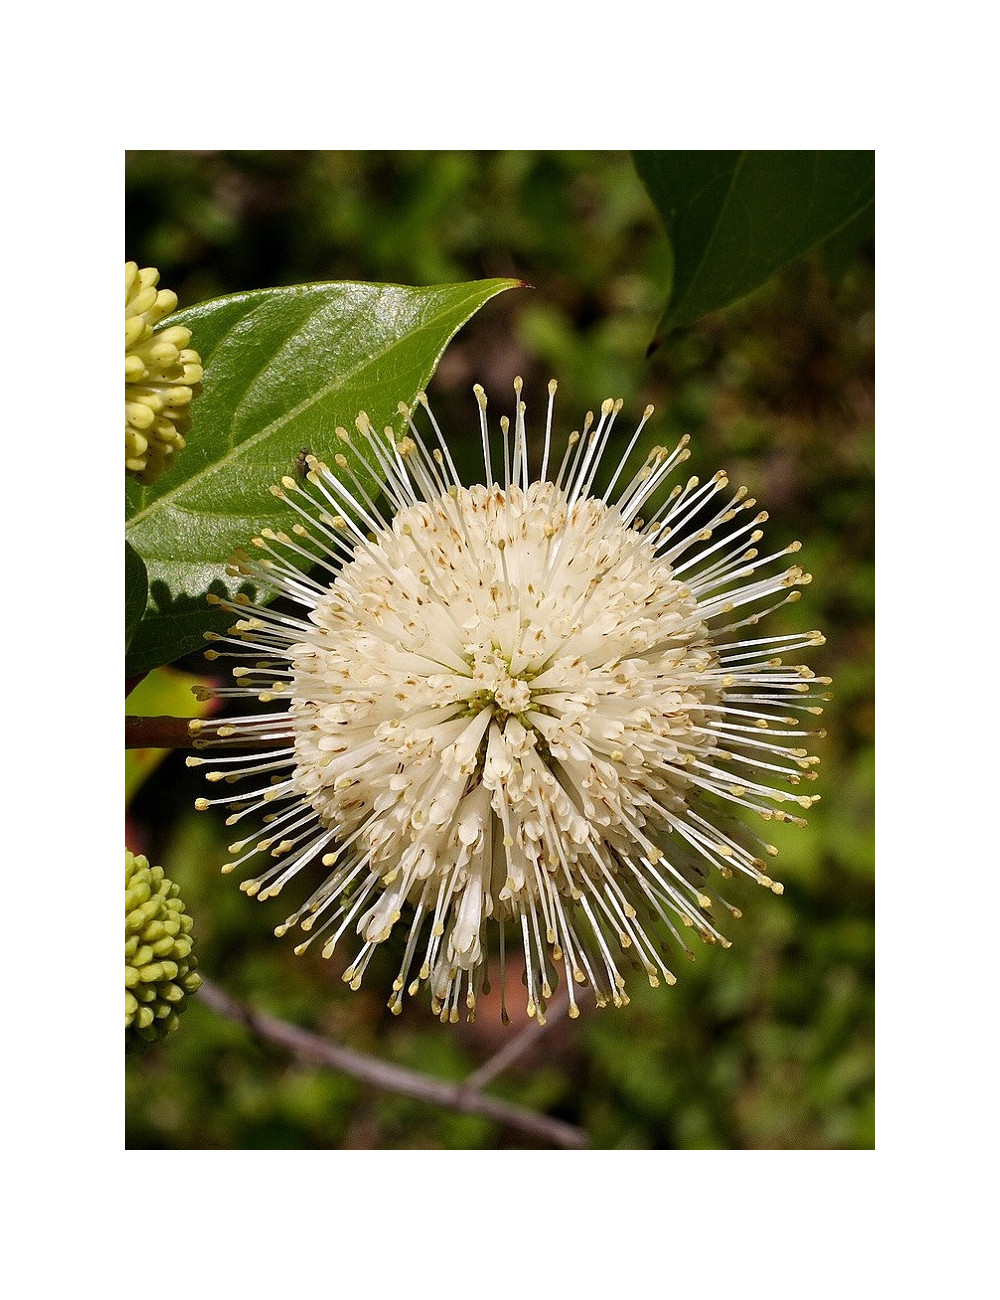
[{"xmin": 669, "ymin": 152, "xmax": 747, "ymax": 325}]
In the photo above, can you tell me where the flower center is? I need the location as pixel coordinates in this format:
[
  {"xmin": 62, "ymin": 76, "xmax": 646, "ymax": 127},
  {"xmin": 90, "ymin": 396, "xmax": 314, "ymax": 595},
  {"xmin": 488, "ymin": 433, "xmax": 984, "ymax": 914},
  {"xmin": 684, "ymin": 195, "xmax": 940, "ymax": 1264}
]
[{"xmin": 468, "ymin": 648, "xmax": 534, "ymax": 720}]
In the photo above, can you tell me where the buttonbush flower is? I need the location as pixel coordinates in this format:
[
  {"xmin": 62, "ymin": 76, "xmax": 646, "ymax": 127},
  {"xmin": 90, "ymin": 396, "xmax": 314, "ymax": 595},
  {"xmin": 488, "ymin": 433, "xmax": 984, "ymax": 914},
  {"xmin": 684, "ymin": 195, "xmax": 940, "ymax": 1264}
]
[
  {"xmin": 125, "ymin": 262, "xmax": 203, "ymax": 484},
  {"xmin": 191, "ymin": 381, "xmax": 827, "ymax": 1023},
  {"xmin": 125, "ymin": 849, "xmax": 201, "ymax": 1050}
]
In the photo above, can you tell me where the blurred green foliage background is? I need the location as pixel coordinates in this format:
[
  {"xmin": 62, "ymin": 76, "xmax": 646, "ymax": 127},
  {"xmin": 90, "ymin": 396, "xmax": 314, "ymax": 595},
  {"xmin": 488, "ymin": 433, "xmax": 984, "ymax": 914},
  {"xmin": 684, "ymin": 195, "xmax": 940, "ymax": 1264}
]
[{"xmin": 125, "ymin": 150, "xmax": 874, "ymax": 1150}]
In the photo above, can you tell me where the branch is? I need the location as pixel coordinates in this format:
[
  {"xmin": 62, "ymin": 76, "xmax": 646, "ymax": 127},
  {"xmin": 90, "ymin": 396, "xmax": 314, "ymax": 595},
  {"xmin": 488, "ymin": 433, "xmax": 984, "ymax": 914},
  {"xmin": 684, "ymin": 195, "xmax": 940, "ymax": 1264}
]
[
  {"xmin": 462, "ymin": 991, "xmax": 572, "ymax": 1092},
  {"xmin": 125, "ymin": 715, "xmax": 283, "ymax": 750},
  {"xmin": 125, "ymin": 715, "xmax": 194, "ymax": 749},
  {"xmin": 196, "ymin": 976, "xmax": 588, "ymax": 1150}
]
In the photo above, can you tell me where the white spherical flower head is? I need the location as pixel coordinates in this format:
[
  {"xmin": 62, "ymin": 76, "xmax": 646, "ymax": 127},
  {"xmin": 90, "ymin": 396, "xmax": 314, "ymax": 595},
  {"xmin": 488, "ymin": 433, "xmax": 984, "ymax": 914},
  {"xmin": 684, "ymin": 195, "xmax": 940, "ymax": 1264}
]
[{"xmin": 192, "ymin": 381, "xmax": 827, "ymax": 1023}]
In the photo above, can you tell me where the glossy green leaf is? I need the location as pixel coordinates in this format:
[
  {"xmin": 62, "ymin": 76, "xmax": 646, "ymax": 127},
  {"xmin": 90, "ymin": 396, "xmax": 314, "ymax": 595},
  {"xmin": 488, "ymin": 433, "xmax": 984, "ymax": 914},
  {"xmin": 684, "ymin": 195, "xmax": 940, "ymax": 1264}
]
[
  {"xmin": 634, "ymin": 151, "xmax": 875, "ymax": 345},
  {"xmin": 125, "ymin": 540, "xmax": 147, "ymax": 653},
  {"xmin": 125, "ymin": 278, "xmax": 520, "ymax": 674}
]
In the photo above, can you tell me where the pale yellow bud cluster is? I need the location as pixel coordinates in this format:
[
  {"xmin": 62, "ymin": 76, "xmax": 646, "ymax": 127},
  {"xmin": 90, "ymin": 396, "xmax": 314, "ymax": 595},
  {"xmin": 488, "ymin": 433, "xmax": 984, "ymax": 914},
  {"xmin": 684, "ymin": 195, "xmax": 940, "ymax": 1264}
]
[
  {"xmin": 125, "ymin": 849, "xmax": 201, "ymax": 1051},
  {"xmin": 125, "ymin": 262, "xmax": 203, "ymax": 485}
]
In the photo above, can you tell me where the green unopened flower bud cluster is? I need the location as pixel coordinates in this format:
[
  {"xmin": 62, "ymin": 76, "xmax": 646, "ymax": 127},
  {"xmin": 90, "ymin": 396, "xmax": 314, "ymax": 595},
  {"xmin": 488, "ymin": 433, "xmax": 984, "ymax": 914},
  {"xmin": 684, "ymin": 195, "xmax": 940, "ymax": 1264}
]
[
  {"xmin": 125, "ymin": 262, "xmax": 203, "ymax": 485},
  {"xmin": 126, "ymin": 849, "xmax": 201, "ymax": 1051}
]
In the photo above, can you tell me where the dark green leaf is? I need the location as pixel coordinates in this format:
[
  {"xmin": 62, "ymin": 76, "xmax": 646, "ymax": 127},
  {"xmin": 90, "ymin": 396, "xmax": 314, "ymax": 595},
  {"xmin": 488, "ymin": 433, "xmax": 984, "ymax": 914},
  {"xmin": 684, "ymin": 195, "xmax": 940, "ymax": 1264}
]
[
  {"xmin": 819, "ymin": 202, "xmax": 876, "ymax": 283},
  {"xmin": 634, "ymin": 151, "xmax": 875, "ymax": 345},
  {"xmin": 125, "ymin": 278, "xmax": 520, "ymax": 674},
  {"xmin": 125, "ymin": 540, "xmax": 147, "ymax": 653}
]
